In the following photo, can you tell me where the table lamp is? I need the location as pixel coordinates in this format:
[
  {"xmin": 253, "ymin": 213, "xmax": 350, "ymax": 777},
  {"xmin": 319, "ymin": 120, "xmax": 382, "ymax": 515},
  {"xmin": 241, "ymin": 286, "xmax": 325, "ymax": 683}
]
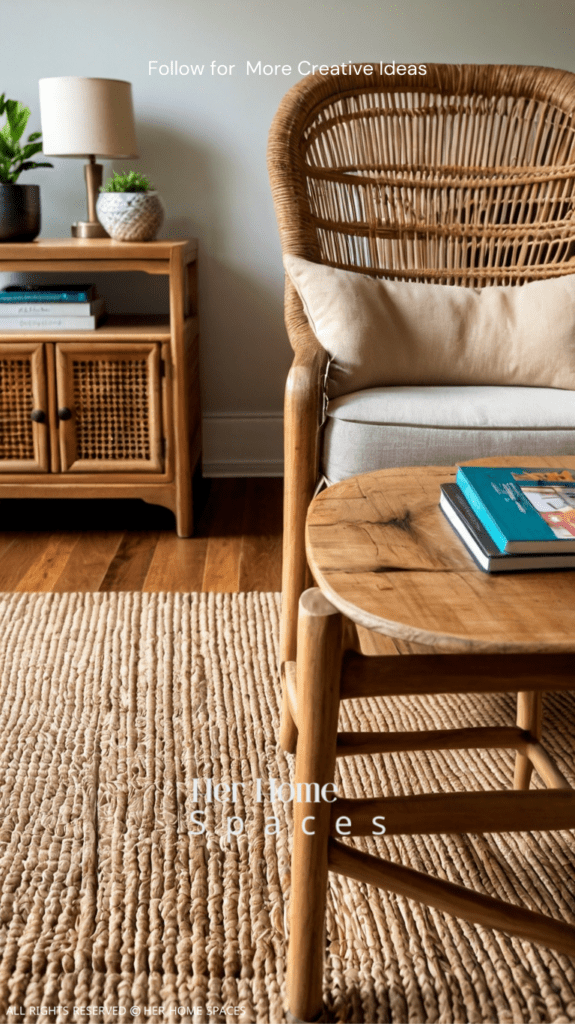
[{"xmin": 38, "ymin": 77, "xmax": 139, "ymax": 238}]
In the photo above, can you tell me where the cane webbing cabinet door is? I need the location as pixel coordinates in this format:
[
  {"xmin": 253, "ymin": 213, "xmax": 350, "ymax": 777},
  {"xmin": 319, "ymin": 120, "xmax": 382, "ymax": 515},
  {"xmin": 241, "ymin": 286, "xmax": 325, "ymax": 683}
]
[
  {"xmin": 0, "ymin": 239, "xmax": 200, "ymax": 536},
  {"xmin": 55, "ymin": 342, "xmax": 163, "ymax": 473},
  {"xmin": 0, "ymin": 342, "xmax": 49, "ymax": 473}
]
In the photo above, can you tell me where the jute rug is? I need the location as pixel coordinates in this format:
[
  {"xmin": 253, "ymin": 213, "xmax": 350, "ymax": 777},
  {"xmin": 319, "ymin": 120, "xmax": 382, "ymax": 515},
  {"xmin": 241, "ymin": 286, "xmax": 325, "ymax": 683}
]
[{"xmin": 0, "ymin": 592, "xmax": 574, "ymax": 1023}]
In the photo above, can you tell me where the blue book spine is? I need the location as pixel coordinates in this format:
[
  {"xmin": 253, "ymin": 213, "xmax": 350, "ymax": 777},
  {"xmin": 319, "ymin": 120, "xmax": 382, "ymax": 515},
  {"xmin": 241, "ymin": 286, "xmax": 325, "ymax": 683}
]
[
  {"xmin": 456, "ymin": 466, "xmax": 560, "ymax": 550},
  {"xmin": 454, "ymin": 473, "xmax": 509, "ymax": 552},
  {"xmin": 0, "ymin": 291, "xmax": 93, "ymax": 302}
]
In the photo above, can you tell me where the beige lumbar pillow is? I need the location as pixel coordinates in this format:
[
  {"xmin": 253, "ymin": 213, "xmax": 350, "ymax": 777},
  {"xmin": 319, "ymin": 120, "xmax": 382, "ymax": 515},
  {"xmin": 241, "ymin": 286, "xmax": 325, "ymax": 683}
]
[{"xmin": 284, "ymin": 254, "xmax": 575, "ymax": 399}]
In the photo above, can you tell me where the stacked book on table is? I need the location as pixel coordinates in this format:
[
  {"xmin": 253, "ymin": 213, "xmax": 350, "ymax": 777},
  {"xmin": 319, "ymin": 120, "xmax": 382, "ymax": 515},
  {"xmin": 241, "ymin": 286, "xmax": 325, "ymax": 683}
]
[
  {"xmin": 440, "ymin": 465, "xmax": 575, "ymax": 573},
  {"xmin": 0, "ymin": 284, "xmax": 105, "ymax": 330}
]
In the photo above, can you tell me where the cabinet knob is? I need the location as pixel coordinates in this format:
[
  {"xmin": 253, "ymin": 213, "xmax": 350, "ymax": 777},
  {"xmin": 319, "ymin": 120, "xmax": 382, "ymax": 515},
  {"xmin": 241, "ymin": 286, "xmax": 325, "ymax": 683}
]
[
  {"xmin": 30, "ymin": 409, "xmax": 46, "ymax": 424},
  {"xmin": 58, "ymin": 407, "xmax": 72, "ymax": 421}
]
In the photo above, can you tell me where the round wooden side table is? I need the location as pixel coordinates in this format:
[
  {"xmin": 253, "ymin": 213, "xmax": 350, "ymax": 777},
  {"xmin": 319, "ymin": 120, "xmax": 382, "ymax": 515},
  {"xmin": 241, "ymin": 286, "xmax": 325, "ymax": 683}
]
[
  {"xmin": 285, "ymin": 456, "xmax": 575, "ymax": 1023},
  {"xmin": 307, "ymin": 456, "xmax": 575, "ymax": 654}
]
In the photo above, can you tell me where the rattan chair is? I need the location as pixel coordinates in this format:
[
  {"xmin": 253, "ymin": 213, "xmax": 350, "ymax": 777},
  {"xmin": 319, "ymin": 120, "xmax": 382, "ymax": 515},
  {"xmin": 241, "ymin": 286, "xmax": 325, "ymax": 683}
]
[{"xmin": 268, "ymin": 63, "xmax": 575, "ymax": 753}]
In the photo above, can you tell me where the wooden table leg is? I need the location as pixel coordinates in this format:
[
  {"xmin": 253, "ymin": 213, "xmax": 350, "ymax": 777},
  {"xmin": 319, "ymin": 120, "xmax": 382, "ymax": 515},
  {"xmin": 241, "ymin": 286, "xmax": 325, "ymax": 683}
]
[
  {"xmin": 280, "ymin": 666, "xmax": 298, "ymax": 753},
  {"xmin": 287, "ymin": 588, "xmax": 342, "ymax": 1023},
  {"xmin": 514, "ymin": 691, "xmax": 543, "ymax": 790}
]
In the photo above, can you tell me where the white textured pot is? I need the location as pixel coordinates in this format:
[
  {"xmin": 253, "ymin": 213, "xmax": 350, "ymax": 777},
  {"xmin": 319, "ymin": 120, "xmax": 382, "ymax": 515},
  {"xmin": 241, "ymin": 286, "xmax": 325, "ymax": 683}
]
[{"xmin": 96, "ymin": 191, "xmax": 164, "ymax": 241}]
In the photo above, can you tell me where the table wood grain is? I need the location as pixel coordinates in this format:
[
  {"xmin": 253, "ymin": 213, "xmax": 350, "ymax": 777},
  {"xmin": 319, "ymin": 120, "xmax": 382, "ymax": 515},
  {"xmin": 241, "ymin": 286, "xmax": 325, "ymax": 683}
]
[{"xmin": 306, "ymin": 456, "xmax": 575, "ymax": 653}]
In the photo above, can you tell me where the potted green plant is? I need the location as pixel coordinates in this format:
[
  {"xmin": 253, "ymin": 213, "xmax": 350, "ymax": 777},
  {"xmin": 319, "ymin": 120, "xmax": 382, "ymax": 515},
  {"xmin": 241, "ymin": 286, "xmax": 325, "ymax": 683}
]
[
  {"xmin": 96, "ymin": 170, "xmax": 164, "ymax": 241},
  {"xmin": 0, "ymin": 94, "xmax": 52, "ymax": 241}
]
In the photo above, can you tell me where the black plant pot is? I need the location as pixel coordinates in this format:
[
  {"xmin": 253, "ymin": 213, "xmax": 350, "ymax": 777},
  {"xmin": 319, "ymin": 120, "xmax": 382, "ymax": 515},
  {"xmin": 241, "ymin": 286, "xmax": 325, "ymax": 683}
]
[{"xmin": 0, "ymin": 184, "xmax": 40, "ymax": 242}]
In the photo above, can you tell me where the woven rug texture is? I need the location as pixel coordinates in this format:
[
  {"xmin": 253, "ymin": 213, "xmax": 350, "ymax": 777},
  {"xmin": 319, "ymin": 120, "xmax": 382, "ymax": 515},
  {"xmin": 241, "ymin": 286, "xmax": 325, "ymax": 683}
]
[{"xmin": 0, "ymin": 591, "xmax": 574, "ymax": 1023}]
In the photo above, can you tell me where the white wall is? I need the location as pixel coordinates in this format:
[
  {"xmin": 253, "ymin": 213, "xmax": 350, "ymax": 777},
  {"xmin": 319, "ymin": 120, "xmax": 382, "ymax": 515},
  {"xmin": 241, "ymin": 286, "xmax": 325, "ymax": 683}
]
[{"xmin": 4, "ymin": 0, "xmax": 575, "ymax": 474}]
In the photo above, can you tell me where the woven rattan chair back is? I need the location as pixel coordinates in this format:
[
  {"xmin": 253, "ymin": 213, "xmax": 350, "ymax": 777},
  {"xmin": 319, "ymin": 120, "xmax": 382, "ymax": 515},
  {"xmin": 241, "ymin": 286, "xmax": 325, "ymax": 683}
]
[{"xmin": 268, "ymin": 63, "xmax": 575, "ymax": 287}]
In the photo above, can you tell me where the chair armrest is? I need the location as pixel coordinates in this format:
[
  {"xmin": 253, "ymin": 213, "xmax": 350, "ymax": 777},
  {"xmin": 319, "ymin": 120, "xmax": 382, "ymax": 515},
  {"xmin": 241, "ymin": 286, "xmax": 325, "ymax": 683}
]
[
  {"xmin": 281, "ymin": 279, "xmax": 328, "ymax": 665},
  {"xmin": 284, "ymin": 277, "xmax": 328, "ymax": 487},
  {"xmin": 285, "ymin": 337, "xmax": 328, "ymax": 422},
  {"xmin": 284, "ymin": 276, "xmax": 328, "ymax": 418}
]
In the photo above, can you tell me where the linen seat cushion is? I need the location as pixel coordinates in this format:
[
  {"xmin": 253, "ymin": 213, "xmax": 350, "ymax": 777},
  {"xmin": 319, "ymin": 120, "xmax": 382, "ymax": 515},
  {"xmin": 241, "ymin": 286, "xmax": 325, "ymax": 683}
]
[{"xmin": 322, "ymin": 385, "xmax": 575, "ymax": 483}]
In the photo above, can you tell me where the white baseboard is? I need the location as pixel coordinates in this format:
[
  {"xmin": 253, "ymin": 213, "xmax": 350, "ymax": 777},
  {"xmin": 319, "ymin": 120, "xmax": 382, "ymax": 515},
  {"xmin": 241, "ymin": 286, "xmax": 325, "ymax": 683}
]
[{"xmin": 202, "ymin": 413, "xmax": 283, "ymax": 477}]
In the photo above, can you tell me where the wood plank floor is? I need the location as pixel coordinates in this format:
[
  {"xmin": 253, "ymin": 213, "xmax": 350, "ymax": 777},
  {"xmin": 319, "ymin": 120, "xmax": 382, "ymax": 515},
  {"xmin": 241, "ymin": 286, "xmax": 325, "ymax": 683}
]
[{"xmin": 0, "ymin": 478, "xmax": 283, "ymax": 593}]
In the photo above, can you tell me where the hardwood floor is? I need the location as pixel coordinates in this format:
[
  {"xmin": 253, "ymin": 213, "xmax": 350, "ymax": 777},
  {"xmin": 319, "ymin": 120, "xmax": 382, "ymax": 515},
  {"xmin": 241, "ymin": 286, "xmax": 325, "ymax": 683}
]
[{"xmin": 0, "ymin": 478, "xmax": 283, "ymax": 593}]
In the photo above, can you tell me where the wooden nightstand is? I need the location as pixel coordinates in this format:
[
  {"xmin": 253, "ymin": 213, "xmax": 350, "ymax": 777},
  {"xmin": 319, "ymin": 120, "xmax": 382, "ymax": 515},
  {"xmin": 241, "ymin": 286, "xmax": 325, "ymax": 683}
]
[{"xmin": 0, "ymin": 239, "xmax": 200, "ymax": 537}]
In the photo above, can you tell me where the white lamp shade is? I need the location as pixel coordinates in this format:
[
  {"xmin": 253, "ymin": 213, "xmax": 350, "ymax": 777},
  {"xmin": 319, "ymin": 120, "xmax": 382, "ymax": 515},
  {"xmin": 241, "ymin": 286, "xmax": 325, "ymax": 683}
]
[{"xmin": 38, "ymin": 77, "xmax": 139, "ymax": 158}]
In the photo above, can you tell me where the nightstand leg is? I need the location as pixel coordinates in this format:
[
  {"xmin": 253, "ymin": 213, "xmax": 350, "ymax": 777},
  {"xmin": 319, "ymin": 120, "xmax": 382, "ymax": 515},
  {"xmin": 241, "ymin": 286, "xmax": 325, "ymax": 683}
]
[
  {"xmin": 170, "ymin": 248, "xmax": 198, "ymax": 540},
  {"xmin": 175, "ymin": 493, "xmax": 193, "ymax": 538}
]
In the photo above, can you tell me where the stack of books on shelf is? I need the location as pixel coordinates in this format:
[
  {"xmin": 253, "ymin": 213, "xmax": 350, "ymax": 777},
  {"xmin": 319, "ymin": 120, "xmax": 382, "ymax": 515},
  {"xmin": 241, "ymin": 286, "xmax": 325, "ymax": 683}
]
[
  {"xmin": 440, "ymin": 465, "xmax": 575, "ymax": 573},
  {"xmin": 0, "ymin": 284, "xmax": 106, "ymax": 330}
]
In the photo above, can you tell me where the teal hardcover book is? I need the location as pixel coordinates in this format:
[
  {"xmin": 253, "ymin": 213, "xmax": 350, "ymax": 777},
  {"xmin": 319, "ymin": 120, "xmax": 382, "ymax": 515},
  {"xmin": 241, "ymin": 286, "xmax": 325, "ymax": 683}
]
[
  {"xmin": 0, "ymin": 285, "xmax": 96, "ymax": 303},
  {"xmin": 455, "ymin": 466, "xmax": 575, "ymax": 553}
]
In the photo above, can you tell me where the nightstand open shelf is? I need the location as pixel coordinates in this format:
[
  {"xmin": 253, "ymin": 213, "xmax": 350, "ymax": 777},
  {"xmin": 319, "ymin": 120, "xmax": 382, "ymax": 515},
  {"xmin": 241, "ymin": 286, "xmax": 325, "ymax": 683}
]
[
  {"xmin": 0, "ymin": 314, "xmax": 174, "ymax": 340},
  {"xmin": 0, "ymin": 239, "xmax": 200, "ymax": 537}
]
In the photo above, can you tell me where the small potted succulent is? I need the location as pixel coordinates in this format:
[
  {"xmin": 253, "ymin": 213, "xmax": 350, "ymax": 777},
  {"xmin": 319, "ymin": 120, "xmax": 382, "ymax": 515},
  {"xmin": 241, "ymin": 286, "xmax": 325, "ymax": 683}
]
[
  {"xmin": 0, "ymin": 94, "xmax": 53, "ymax": 242},
  {"xmin": 96, "ymin": 170, "xmax": 164, "ymax": 242}
]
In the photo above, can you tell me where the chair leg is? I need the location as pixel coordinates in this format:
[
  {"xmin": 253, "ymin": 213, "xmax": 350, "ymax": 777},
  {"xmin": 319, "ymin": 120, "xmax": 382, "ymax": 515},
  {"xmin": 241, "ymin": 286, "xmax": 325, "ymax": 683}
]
[
  {"xmin": 280, "ymin": 572, "xmax": 300, "ymax": 752},
  {"xmin": 279, "ymin": 466, "xmax": 306, "ymax": 753},
  {"xmin": 514, "ymin": 691, "xmax": 543, "ymax": 790},
  {"xmin": 280, "ymin": 354, "xmax": 323, "ymax": 754},
  {"xmin": 287, "ymin": 589, "xmax": 342, "ymax": 1023},
  {"xmin": 280, "ymin": 665, "xmax": 299, "ymax": 753}
]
